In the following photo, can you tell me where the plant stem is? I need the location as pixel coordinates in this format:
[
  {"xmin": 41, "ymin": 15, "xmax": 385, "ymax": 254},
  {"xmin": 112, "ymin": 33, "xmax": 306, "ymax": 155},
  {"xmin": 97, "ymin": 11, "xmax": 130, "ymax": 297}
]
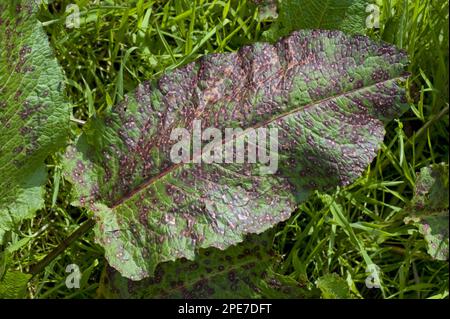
[
  {"xmin": 28, "ymin": 218, "xmax": 96, "ymax": 276},
  {"xmin": 412, "ymin": 104, "xmax": 449, "ymax": 141}
]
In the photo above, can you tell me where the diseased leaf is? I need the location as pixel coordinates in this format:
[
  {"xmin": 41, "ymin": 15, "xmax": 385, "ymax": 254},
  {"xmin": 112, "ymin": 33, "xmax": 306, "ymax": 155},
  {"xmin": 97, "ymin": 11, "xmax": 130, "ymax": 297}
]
[
  {"xmin": 0, "ymin": 0, "xmax": 70, "ymax": 241},
  {"xmin": 98, "ymin": 232, "xmax": 314, "ymax": 298},
  {"xmin": 404, "ymin": 163, "xmax": 449, "ymax": 260},
  {"xmin": 316, "ymin": 273, "xmax": 353, "ymax": 299},
  {"xmin": 63, "ymin": 30, "xmax": 409, "ymax": 280},
  {"xmin": 262, "ymin": 0, "xmax": 370, "ymax": 42}
]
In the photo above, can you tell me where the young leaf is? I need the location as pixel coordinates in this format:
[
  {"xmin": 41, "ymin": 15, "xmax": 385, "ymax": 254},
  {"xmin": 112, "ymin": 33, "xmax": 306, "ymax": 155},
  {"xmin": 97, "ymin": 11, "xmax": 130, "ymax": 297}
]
[
  {"xmin": 63, "ymin": 30, "xmax": 409, "ymax": 280},
  {"xmin": 261, "ymin": 0, "xmax": 370, "ymax": 42},
  {"xmin": 98, "ymin": 232, "xmax": 314, "ymax": 298},
  {"xmin": 0, "ymin": 269, "xmax": 31, "ymax": 299},
  {"xmin": 0, "ymin": 0, "xmax": 70, "ymax": 241},
  {"xmin": 404, "ymin": 163, "xmax": 449, "ymax": 260},
  {"xmin": 316, "ymin": 273, "xmax": 353, "ymax": 299}
]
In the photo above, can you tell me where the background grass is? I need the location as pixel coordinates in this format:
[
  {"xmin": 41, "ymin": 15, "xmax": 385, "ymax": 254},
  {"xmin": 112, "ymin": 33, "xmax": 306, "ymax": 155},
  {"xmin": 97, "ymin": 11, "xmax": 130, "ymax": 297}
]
[{"xmin": 2, "ymin": 0, "xmax": 448, "ymax": 298}]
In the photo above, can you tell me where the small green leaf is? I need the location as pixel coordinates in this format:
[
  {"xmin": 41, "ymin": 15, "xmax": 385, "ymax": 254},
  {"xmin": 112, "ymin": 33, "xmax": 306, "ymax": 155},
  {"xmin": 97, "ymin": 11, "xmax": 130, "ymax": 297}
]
[
  {"xmin": 0, "ymin": 270, "xmax": 31, "ymax": 299},
  {"xmin": 316, "ymin": 273, "xmax": 353, "ymax": 299}
]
